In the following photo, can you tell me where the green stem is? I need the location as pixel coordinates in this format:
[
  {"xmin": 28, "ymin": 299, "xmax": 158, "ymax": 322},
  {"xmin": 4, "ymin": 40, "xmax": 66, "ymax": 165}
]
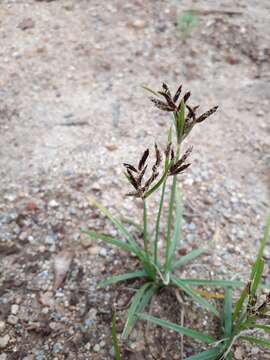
[
  {"xmin": 154, "ymin": 178, "xmax": 167, "ymax": 265},
  {"xmin": 165, "ymin": 144, "xmax": 180, "ymax": 271},
  {"xmin": 143, "ymin": 200, "xmax": 149, "ymax": 256}
]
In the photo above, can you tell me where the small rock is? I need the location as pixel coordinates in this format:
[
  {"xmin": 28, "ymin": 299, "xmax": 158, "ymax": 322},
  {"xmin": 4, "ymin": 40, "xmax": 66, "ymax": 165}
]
[
  {"xmin": 0, "ymin": 335, "xmax": 10, "ymax": 349},
  {"xmin": 80, "ymin": 233, "xmax": 92, "ymax": 248},
  {"xmin": 0, "ymin": 321, "xmax": 6, "ymax": 334},
  {"xmin": 7, "ymin": 315, "xmax": 18, "ymax": 325},
  {"xmin": 93, "ymin": 344, "xmax": 100, "ymax": 352},
  {"xmin": 48, "ymin": 200, "xmax": 59, "ymax": 208},
  {"xmin": 68, "ymin": 207, "xmax": 77, "ymax": 215},
  {"xmin": 105, "ymin": 144, "xmax": 118, "ymax": 151},
  {"xmin": 11, "ymin": 304, "xmax": 19, "ymax": 315},
  {"xmin": 4, "ymin": 193, "xmax": 16, "ymax": 202},
  {"xmin": 52, "ymin": 343, "xmax": 62, "ymax": 354},
  {"xmin": 0, "ymin": 353, "xmax": 7, "ymax": 360},
  {"xmin": 128, "ymin": 19, "xmax": 146, "ymax": 29},
  {"xmin": 99, "ymin": 248, "xmax": 107, "ymax": 257},
  {"xmin": 18, "ymin": 18, "xmax": 35, "ymax": 30},
  {"xmin": 234, "ymin": 347, "xmax": 244, "ymax": 359}
]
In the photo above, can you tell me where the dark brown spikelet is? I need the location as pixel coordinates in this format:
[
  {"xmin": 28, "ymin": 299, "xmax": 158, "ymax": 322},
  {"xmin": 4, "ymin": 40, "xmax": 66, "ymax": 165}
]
[
  {"xmin": 150, "ymin": 97, "xmax": 175, "ymax": 112},
  {"xmin": 181, "ymin": 146, "xmax": 193, "ymax": 163},
  {"xmin": 137, "ymin": 165, "xmax": 148, "ymax": 186},
  {"xmin": 123, "ymin": 163, "xmax": 138, "ymax": 173},
  {"xmin": 171, "ymin": 149, "xmax": 175, "ymax": 162},
  {"xmin": 138, "ymin": 148, "xmax": 149, "ymax": 171},
  {"xmin": 154, "ymin": 143, "xmax": 162, "ymax": 167},
  {"xmin": 170, "ymin": 163, "xmax": 191, "ymax": 175},
  {"xmin": 127, "ymin": 169, "xmax": 139, "ymax": 190},
  {"xmin": 158, "ymin": 91, "xmax": 176, "ymax": 110},
  {"xmin": 196, "ymin": 106, "xmax": 218, "ymax": 123},
  {"xmin": 165, "ymin": 142, "xmax": 171, "ymax": 159},
  {"xmin": 162, "ymin": 83, "xmax": 172, "ymax": 98},
  {"xmin": 143, "ymin": 172, "xmax": 159, "ymax": 191},
  {"xmin": 173, "ymin": 84, "xmax": 182, "ymax": 103},
  {"xmin": 183, "ymin": 91, "xmax": 191, "ymax": 103}
]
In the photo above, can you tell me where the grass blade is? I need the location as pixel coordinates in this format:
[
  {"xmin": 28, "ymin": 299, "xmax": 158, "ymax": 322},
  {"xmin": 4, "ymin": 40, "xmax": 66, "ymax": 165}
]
[
  {"xmin": 250, "ymin": 324, "xmax": 270, "ymax": 333},
  {"xmin": 99, "ymin": 270, "xmax": 147, "ymax": 287},
  {"xmin": 250, "ymin": 213, "xmax": 270, "ymax": 280},
  {"xmin": 137, "ymin": 314, "xmax": 216, "ymax": 344},
  {"xmin": 88, "ymin": 196, "xmax": 141, "ymax": 253},
  {"xmin": 241, "ymin": 335, "xmax": 270, "ymax": 349},
  {"xmin": 81, "ymin": 229, "xmax": 137, "ymax": 254},
  {"xmin": 186, "ymin": 347, "xmax": 222, "ymax": 360},
  {"xmin": 233, "ymin": 283, "xmax": 249, "ymax": 321},
  {"xmin": 178, "ymin": 278, "xmax": 243, "ymax": 288},
  {"xmin": 172, "ymin": 276, "xmax": 219, "ymax": 316},
  {"xmin": 112, "ymin": 312, "xmax": 122, "ymax": 360},
  {"xmin": 251, "ymin": 258, "xmax": 264, "ymax": 298},
  {"xmin": 173, "ymin": 248, "xmax": 207, "ymax": 270},
  {"xmin": 122, "ymin": 283, "xmax": 154, "ymax": 339},
  {"xmin": 120, "ymin": 218, "xmax": 143, "ymax": 233},
  {"xmin": 223, "ymin": 287, "xmax": 233, "ymax": 338},
  {"xmin": 167, "ymin": 189, "xmax": 182, "ymax": 272}
]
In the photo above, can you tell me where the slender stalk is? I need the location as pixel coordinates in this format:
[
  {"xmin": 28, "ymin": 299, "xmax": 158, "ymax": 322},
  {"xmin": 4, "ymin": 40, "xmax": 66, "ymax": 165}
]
[
  {"xmin": 143, "ymin": 200, "xmax": 149, "ymax": 256},
  {"xmin": 165, "ymin": 144, "xmax": 180, "ymax": 271},
  {"xmin": 154, "ymin": 178, "xmax": 167, "ymax": 265}
]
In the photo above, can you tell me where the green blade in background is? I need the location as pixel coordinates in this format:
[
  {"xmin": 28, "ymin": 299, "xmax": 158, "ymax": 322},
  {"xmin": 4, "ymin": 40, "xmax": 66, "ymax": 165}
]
[
  {"xmin": 186, "ymin": 347, "xmax": 222, "ymax": 360},
  {"xmin": 223, "ymin": 287, "xmax": 233, "ymax": 338},
  {"xmin": 122, "ymin": 282, "xmax": 154, "ymax": 339},
  {"xmin": 173, "ymin": 248, "xmax": 207, "ymax": 270},
  {"xmin": 138, "ymin": 313, "xmax": 216, "ymax": 344},
  {"xmin": 112, "ymin": 312, "xmax": 122, "ymax": 360},
  {"xmin": 172, "ymin": 276, "xmax": 219, "ymax": 316},
  {"xmin": 167, "ymin": 188, "xmax": 182, "ymax": 272},
  {"xmin": 99, "ymin": 270, "xmax": 147, "ymax": 288},
  {"xmin": 81, "ymin": 229, "xmax": 138, "ymax": 254},
  {"xmin": 241, "ymin": 335, "xmax": 270, "ymax": 349}
]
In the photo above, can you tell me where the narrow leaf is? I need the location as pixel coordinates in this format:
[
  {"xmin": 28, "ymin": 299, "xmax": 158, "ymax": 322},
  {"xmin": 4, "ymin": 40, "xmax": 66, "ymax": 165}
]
[
  {"xmin": 251, "ymin": 258, "xmax": 264, "ymax": 298},
  {"xmin": 99, "ymin": 270, "xmax": 147, "ymax": 288},
  {"xmin": 138, "ymin": 313, "xmax": 216, "ymax": 344},
  {"xmin": 223, "ymin": 287, "xmax": 233, "ymax": 338},
  {"xmin": 172, "ymin": 276, "xmax": 219, "ymax": 316},
  {"xmin": 167, "ymin": 189, "xmax": 182, "ymax": 271},
  {"xmin": 178, "ymin": 278, "xmax": 243, "ymax": 288},
  {"xmin": 173, "ymin": 248, "xmax": 207, "ymax": 270},
  {"xmin": 82, "ymin": 230, "xmax": 137, "ymax": 254},
  {"xmin": 122, "ymin": 283, "xmax": 152, "ymax": 339},
  {"xmin": 186, "ymin": 347, "xmax": 222, "ymax": 360},
  {"xmin": 233, "ymin": 282, "xmax": 250, "ymax": 321},
  {"xmin": 87, "ymin": 196, "xmax": 143, "ymax": 258},
  {"xmin": 112, "ymin": 312, "xmax": 122, "ymax": 360},
  {"xmin": 241, "ymin": 335, "xmax": 270, "ymax": 349}
]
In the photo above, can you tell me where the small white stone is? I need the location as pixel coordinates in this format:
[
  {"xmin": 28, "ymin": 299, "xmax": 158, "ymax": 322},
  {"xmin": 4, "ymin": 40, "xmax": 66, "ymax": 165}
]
[
  {"xmin": 93, "ymin": 344, "xmax": 100, "ymax": 352},
  {"xmin": 11, "ymin": 304, "xmax": 19, "ymax": 315},
  {"xmin": 0, "ymin": 335, "xmax": 10, "ymax": 349},
  {"xmin": 99, "ymin": 248, "xmax": 107, "ymax": 257},
  {"xmin": 0, "ymin": 321, "xmax": 5, "ymax": 334},
  {"xmin": 7, "ymin": 315, "xmax": 18, "ymax": 325},
  {"xmin": 49, "ymin": 200, "xmax": 59, "ymax": 208}
]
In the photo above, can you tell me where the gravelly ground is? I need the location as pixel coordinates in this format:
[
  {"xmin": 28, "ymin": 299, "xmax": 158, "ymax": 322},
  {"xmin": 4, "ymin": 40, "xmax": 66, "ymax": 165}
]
[{"xmin": 0, "ymin": 0, "xmax": 269, "ymax": 359}]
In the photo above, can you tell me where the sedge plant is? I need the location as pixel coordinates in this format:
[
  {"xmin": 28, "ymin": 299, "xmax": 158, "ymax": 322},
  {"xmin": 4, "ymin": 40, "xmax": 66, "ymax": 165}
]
[
  {"xmin": 82, "ymin": 82, "xmax": 231, "ymax": 339},
  {"xmin": 138, "ymin": 213, "xmax": 270, "ymax": 359}
]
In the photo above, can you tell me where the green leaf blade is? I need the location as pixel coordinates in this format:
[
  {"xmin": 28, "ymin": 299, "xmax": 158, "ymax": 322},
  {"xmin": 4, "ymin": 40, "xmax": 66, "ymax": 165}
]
[
  {"xmin": 172, "ymin": 276, "xmax": 219, "ymax": 317},
  {"xmin": 173, "ymin": 248, "xmax": 207, "ymax": 270},
  {"xmin": 99, "ymin": 270, "xmax": 147, "ymax": 288}
]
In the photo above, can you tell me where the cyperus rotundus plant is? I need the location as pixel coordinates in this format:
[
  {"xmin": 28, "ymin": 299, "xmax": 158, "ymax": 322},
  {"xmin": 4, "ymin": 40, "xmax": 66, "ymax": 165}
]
[{"xmin": 82, "ymin": 82, "xmax": 229, "ymax": 339}]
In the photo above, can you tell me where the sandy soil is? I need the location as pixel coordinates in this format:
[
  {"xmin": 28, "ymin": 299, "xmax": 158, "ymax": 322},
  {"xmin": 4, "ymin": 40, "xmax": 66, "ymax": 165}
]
[{"xmin": 0, "ymin": 0, "xmax": 269, "ymax": 359}]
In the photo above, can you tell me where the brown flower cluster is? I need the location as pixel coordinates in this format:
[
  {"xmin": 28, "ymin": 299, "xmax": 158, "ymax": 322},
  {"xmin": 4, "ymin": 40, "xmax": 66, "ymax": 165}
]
[
  {"xmin": 151, "ymin": 82, "xmax": 218, "ymax": 138},
  {"xmin": 124, "ymin": 144, "xmax": 192, "ymax": 198},
  {"xmin": 123, "ymin": 144, "xmax": 161, "ymax": 198}
]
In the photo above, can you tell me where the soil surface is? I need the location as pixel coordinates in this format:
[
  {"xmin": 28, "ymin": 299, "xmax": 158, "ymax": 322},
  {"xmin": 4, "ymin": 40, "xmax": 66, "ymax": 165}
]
[{"xmin": 0, "ymin": 0, "xmax": 269, "ymax": 359}]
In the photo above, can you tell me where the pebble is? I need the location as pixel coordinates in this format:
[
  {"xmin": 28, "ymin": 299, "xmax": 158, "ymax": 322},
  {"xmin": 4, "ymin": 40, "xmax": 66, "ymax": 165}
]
[
  {"xmin": 80, "ymin": 233, "xmax": 92, "ymax": 248},
  {"xmin": 11, "ymin": 304, "xmax": 19, "ymax": 315},
  {"xmin": 93, "ymin": 344, "xmax": 101, "ymax": 352},
  {"xmin": 0, "ymin": 321, "xmax": 5, "ymax": 334},
  {"xmin": 52, "ymin": 343, "xmax": 62, "ymax": 353},
  {"xmin": 0, "ymin": 354, "xmax": 7, "ymax": 360},
  {"xmin": 48, "ymin": 200, "xmax": 59, "ymax": 208},
  {"xmin": 7, "ymin": 315, "xmax": 18, "ymax": 325},
  {"xmin": 99, "ymin": 248, "xmax": 107, "ymax": 257},
  {"xmin": 0, "ymin": 335, "xmax": 10, "ymax": 349}
]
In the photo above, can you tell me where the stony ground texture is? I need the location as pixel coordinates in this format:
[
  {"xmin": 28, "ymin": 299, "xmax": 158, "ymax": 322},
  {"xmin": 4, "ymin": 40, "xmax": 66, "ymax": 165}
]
[{"xmin": 0, "ymin": 0, "xmax": 269, "ymax": 359}]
